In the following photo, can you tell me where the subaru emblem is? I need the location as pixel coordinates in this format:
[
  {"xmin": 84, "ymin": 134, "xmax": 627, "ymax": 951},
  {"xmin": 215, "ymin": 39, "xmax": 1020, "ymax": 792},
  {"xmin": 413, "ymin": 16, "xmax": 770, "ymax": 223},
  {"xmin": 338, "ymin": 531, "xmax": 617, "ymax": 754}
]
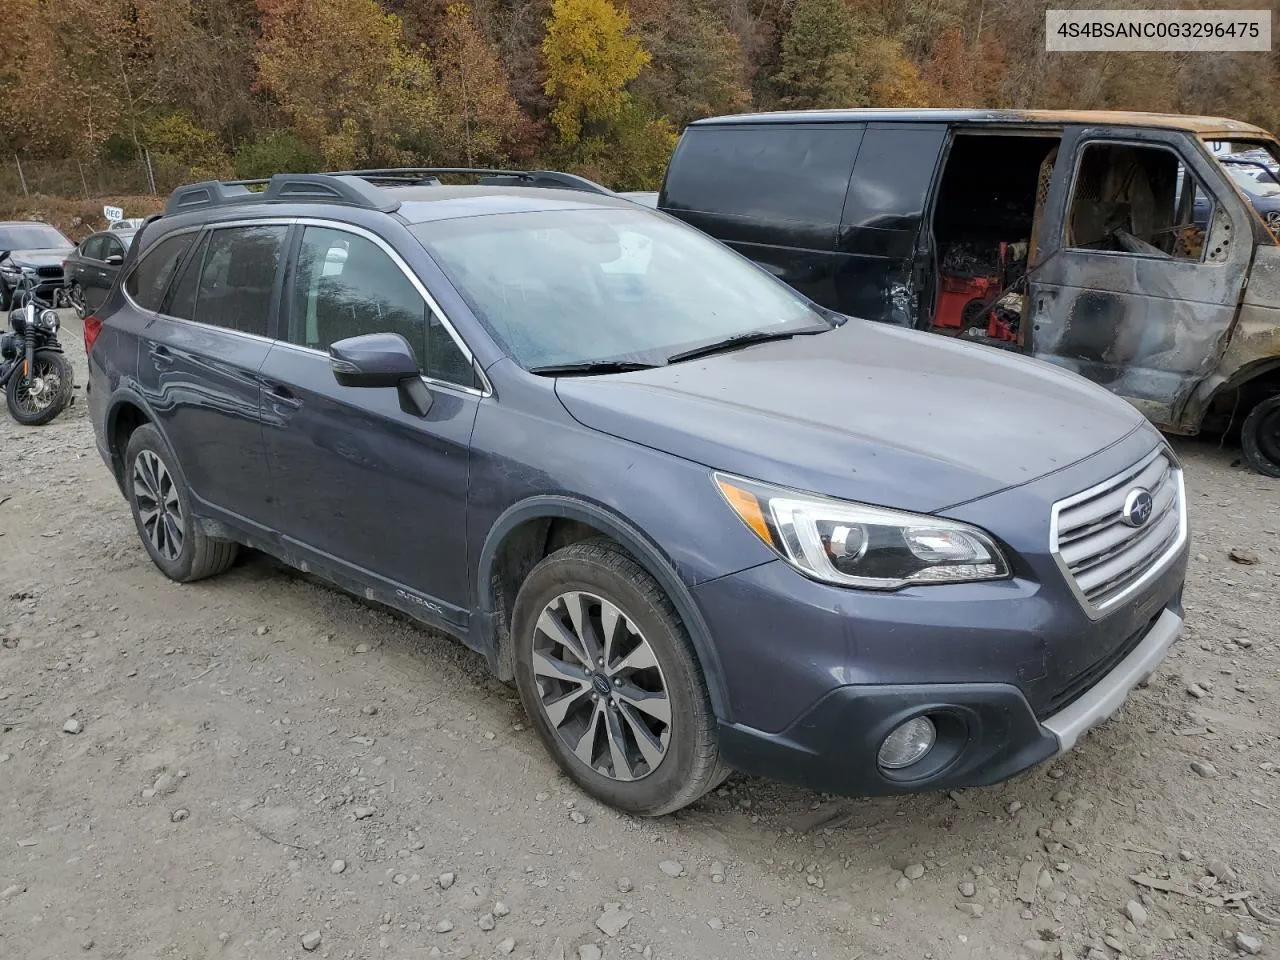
[{"xmin": 1122, "ymin": 488, "xmax": 1154, "ymax": 528}]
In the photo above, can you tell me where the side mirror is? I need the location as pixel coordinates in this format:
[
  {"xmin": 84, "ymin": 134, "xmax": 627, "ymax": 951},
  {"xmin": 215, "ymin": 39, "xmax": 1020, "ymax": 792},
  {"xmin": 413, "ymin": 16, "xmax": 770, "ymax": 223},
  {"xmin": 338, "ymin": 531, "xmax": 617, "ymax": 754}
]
[
  {"xmin": 329, "ymin": 332, "xmax": 433, "ymax": 416},
  {"xmin": 106, "ymin": 253, "xmax": 124, "ymax": 266}
]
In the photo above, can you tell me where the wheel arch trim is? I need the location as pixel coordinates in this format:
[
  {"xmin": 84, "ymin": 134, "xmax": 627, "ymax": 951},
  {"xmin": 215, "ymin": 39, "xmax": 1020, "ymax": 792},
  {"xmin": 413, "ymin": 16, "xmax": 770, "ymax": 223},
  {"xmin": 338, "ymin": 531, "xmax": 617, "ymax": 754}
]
[{"xmin": 475, "ymin": 495, "xmax": 731, "ymax": 720}]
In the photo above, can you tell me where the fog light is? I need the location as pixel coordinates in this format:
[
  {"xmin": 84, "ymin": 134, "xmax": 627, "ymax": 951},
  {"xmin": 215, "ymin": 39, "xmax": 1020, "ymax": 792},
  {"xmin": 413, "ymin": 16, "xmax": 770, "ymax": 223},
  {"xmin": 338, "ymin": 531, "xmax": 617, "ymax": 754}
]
[{"xmin": 878, "ymin": 716, "xmax": 936, "ymax": 770}]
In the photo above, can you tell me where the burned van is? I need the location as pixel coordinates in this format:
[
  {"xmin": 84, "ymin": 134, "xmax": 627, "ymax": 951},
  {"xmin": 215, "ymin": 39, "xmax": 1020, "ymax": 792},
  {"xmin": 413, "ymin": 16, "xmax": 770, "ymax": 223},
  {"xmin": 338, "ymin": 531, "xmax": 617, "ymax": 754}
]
[{"xmin": 659, "ymin": 109, "xmax": 1280, "ymax": 477}]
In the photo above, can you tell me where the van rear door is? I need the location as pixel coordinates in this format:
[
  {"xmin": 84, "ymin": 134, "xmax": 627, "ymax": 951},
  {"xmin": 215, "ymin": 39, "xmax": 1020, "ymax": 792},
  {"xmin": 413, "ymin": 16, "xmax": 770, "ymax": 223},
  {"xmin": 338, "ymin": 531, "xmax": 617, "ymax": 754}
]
[
  {"xmin": 659, "ymin": 122, "xmax": 864, "ymax": 308},
  {"xmin": 1028, "ymin": 127, "xmax": 1252, "ymax": 429}
]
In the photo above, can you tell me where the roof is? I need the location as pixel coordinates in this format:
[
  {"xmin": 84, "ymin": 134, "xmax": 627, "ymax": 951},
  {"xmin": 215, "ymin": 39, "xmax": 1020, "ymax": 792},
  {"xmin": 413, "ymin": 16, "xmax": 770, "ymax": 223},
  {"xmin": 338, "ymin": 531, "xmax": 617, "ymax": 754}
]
[
  {"xmin": 689, "ymin": 108, "xmax": 1273, "ymax": 138},
  {"xmin": 374, "ymin": 186, "xmax": 636, "ymax": 225}
]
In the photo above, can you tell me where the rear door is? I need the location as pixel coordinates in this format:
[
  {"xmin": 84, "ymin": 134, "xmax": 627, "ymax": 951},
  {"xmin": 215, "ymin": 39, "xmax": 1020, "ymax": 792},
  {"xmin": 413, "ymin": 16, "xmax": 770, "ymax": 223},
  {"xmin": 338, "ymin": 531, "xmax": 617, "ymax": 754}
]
[
  {"xmin": 133, "ymin": 222, "xmax": 287, "ymax": 533},
  {"xmin": 1028, "ymin": 128, "xmax": 1252, "ymax": 427},
  {"xmin": 258, "ymin": 221, "xmax": 483, "ymax": 628}
]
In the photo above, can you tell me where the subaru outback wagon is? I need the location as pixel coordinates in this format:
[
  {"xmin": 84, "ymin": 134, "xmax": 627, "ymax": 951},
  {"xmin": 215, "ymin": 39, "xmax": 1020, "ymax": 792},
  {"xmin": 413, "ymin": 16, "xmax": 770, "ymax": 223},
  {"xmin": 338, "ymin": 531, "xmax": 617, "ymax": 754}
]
[{"xmin": 87, "ymin": 169, "xmax": 1188, "ymax": 815}]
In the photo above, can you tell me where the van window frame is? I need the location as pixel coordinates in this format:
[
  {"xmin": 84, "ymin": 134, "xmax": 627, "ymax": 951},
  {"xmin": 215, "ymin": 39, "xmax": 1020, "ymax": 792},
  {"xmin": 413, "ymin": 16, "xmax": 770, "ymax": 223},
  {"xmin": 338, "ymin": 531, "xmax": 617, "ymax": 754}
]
[{"xmin": 1062, "ymin": 138, "xmax": 1218, "ymax": 266}]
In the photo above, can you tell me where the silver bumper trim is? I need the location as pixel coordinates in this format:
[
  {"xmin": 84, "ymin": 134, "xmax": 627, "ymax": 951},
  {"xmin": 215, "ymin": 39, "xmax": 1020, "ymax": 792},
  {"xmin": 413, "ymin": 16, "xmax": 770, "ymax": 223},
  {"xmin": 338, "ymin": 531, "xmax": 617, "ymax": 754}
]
[{"xmin": 1042, "ymin": 608, "xmax": 1182, "ymax": 752}]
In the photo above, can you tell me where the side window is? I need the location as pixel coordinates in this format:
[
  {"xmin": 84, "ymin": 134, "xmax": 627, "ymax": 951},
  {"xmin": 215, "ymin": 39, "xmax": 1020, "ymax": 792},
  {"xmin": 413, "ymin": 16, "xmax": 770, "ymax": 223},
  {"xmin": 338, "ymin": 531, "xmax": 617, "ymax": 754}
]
[
  {"xmin": 192, "ymin": 225, "xmax": 287, "ymax": 337},
  {"xmin": 1067, "ymin": 143, "xmax": 1211, "ymax": 261},
  {"xmin": 288, "ymin": 226, "xmax": 477, "ymax": 388},
  {"xmin": 662, "ymin": 125, "xmax": 864, "ymax": 229},
  {"xmin": 102, "ymin": 236, "xmax": 126, "ymax": 261},
  {"xmin": 163, "ymin": 232, "xmax": 210, "ymax": 321},
  {"xmin": 80, "ymin": 235, "xmax": 104, "ymax": 261},
  {"xmin": 125, "ymin": 233, "xmax": 197, "ymax": 312}
]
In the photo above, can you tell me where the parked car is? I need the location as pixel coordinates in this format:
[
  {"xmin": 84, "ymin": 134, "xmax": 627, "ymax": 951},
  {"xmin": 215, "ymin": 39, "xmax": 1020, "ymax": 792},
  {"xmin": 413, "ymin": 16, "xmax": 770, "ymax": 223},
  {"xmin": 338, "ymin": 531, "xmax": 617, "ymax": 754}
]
[
  {"xmin": 64, "ymin": 229, "xmax": 135, "ymax": 316},
  {"xmin": 0, "ymin": 221, "xmax": 74, "ymax": 310},
  {"xmin": 109, "ymin": 217, "xmax": 147, "ymax": 232},
  {"xmin": 658, "ymin": 109, "xmax": 1280, "ymax": 477},
  {"xmin": 87, "ymin": 169, "xmax": 1187, "ymax": 815}
]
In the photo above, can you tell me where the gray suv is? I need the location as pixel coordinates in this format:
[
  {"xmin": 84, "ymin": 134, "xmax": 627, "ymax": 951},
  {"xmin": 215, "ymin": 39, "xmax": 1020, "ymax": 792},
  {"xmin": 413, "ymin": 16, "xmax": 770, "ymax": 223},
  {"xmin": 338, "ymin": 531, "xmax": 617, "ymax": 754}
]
[{"xmin": 86, "ymin": 169, "xmax": 1188, "ymax": 815}]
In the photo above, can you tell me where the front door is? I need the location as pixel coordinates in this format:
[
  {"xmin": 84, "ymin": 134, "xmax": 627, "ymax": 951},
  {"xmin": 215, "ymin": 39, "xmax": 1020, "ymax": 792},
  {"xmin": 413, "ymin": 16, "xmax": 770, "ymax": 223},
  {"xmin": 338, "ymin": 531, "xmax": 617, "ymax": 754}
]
[
  {"xmin": 88, "ymin": 233, "xmax": 128, "ymax": 311},
  {"xmin": 258, "ymin": 223, "xmax": 483, "ymax": 628},
  {"xmin": 133, "ymin": 223, "xmax": 287, "ymax": 532},
  {"xmin": 1028, "ymin": 128, "xmax": 1252, "ymax": 427}
]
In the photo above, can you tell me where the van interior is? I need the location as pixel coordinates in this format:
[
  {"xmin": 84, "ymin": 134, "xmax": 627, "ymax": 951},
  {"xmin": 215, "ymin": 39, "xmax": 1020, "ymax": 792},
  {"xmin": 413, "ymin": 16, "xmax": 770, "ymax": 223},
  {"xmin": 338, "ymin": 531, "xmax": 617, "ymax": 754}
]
[
  {"xmin": 924, "ymin": 133, "xmax": 1061, "ymax": 350},
  {"xmin": 924, "ymin": 132, "xmax": 1214, "ymax": 351}
]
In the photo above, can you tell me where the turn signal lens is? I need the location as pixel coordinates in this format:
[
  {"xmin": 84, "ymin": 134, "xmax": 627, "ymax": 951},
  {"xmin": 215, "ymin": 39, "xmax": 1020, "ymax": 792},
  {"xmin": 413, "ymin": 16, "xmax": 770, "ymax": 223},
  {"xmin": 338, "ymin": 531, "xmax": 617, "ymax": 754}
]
[{"xmin": 714, "ymin": 476, "xmax": 776, "ymax": 548}]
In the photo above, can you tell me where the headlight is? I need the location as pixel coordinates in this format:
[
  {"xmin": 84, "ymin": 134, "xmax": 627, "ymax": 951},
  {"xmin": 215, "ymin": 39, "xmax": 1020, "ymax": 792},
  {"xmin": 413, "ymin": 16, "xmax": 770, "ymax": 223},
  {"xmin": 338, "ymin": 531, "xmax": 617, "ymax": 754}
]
[
  {"xmin": 714, "ymin": 473, "xmax": 1010, "ymax": 589},
  {"xmin": 38, "ymin": 309, "xmax": 59, "ymax": 332}
]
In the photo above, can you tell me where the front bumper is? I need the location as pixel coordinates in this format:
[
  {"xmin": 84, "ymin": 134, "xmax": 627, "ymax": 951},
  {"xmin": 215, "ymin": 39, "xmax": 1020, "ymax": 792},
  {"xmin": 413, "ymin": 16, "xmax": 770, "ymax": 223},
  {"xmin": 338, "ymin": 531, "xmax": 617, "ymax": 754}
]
[{"xmin": 716, "ymin": 606, "xmax": 1182, "ymax": 796}]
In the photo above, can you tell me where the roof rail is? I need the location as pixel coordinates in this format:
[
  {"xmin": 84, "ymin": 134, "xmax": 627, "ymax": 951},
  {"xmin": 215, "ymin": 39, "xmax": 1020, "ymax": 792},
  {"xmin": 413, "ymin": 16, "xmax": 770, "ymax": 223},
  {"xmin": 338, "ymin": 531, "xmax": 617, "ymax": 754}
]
[
  {"xmin": 162, "ymin": 167, "xmax": 615, "ymax": 217},
  {"xmin": 164, "ymin": 174, "xmax": 403, "ymax": 215}
]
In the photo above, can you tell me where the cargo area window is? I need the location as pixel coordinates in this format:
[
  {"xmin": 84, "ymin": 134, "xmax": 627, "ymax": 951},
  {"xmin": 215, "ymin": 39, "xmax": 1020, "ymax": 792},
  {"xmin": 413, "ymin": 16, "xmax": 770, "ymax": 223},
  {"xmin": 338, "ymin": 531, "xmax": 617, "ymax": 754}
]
[
  {"xmin": 925, "ymin": 132, "xmax": 1062, "ymax": 349},
  {"xmin": 1066, "ymin": 143, "xmax": 1210, "ymax": 262}
]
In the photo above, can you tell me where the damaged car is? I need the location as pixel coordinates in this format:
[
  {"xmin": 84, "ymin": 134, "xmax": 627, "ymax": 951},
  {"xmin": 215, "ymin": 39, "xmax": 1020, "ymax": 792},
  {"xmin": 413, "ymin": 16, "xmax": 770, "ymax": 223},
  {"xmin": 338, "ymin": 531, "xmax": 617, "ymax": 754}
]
[{"xmin": 659, "ymin": 109, "xmax": 1280, "ymax": 477}]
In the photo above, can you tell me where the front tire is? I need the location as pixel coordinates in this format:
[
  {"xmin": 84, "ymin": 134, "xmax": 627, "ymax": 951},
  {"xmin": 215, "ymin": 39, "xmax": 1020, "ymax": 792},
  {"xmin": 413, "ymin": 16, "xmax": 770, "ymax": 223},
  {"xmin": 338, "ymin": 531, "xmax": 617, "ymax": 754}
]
[
  {"xmin": 5, "ymin": 350, "xmax": 73, "ymax": 425},
  {"xmin": 124, "ymin": 424, "xmax": 238, "ymax": 581},
  {"xmin": 1241, "ymin": 395, "xmax": 1280, "ymax": 478},
  {"xmin": 511, "ymin": 538, "xmax": 722, "ymax": 816}
]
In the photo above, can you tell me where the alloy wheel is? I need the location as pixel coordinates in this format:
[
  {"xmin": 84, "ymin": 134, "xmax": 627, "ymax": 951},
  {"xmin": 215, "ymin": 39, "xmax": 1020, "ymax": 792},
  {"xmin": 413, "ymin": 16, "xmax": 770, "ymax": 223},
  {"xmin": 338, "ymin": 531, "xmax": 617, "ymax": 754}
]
[
  {"xmin": 133, "ymin": 450, "xmax": 184, "ymax": 562},
  {"xmin": 531, "ymin": 591, "xmax": 671, "ymax": 781}
]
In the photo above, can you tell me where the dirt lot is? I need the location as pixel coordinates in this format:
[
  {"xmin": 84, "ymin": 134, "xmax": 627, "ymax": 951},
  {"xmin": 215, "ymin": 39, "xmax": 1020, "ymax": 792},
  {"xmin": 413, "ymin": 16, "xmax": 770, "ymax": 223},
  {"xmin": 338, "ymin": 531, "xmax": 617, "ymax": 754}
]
[{"xmin": 1, "ymin": 315, "xmax": 1278, "ymax": 960}]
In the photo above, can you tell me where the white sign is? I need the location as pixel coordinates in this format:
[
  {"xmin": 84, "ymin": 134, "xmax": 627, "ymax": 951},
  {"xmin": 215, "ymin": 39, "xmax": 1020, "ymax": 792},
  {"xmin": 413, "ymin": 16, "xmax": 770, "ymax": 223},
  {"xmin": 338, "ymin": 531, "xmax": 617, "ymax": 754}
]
[{"xmin": 103, "ymin": 205, "xmax": 124, "ymax": 222}]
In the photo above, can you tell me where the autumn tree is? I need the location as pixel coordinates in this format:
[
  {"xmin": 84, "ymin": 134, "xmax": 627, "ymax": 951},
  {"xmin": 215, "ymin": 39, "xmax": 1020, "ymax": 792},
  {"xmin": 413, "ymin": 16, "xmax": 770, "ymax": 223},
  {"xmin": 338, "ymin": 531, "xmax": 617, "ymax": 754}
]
[
  {"xmin": 431, "ymin": 3, "xmax": 529, "ymax": 165},
  {"xmin": 542, "ymin": 0, "xmax": 650, "ymax": 143},
  {"xmin": 256, "ymin": 0, "xmax": 437, "ymax": 169},
  {"xmin": 632, "ymin": 0, "xmax": 751, "ymax": 128}
]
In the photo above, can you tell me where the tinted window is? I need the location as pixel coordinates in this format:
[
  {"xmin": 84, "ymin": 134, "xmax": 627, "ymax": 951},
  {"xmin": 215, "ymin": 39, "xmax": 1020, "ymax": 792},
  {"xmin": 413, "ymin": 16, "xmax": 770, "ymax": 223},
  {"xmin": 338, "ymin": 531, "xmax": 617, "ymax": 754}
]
[
  {"xmin": 288, "ymin": 226, "xmax": 476, "ymax": 388},
  {"xmin": 1068, "ymin": 143, "xmax": 1210, "ymax": 261},
  {"xmin": 663, "ymin": 125, "xmax": 863, "ymax": 227},
  {"xmin": 126, "ymin": 233, "xmax": 197, "ymax": 312},
  {"xmin": 163, "ymin": 232, "xmax": 210, "ymax": 320},
  {"xmin": 842, "ymin": 125, "xmax": 946, "ymax": 230},
  {"xmin": 80, "ymin": 235, "xmax": 105, "ymax": 261},
  {"xmin": 192, "ymin": 226, "xmax": 286, "ymax": 337},
  {"xmin": 102, "ymin": 235, "xmax": 126, "ymax": 261}
]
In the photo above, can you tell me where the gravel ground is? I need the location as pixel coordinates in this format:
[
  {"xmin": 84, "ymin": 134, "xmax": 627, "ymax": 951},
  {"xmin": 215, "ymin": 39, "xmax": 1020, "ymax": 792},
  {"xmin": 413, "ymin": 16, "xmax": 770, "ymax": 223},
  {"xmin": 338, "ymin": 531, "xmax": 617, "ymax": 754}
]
[{"xmin": 1, "ymin": 314, "xmax": 1277, "ymax": 960}]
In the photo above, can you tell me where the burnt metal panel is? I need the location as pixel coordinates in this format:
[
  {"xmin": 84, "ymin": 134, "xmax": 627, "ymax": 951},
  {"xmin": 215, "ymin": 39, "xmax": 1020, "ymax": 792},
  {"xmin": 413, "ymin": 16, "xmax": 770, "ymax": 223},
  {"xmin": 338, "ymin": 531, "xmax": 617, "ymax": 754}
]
[{"xmin": 1029, "ymin": 127, "xmax": 1253, "ymax": 429}]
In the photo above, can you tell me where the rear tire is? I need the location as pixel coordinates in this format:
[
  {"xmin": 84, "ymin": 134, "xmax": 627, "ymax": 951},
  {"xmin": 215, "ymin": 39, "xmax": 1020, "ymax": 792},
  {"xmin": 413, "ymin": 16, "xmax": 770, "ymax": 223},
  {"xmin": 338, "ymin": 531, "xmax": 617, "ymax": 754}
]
[
  {"xmin": 512, "ymin": 538, "xmax": 721, "ymax": 816},
  {"xmin": 124, "ymin": 424, "xmax": 238, "ymax": 581},
  {"xmin": 5, "ymin": 350, "xmax": 73, "ymax": 425},
  {"xmin": 1241, "ymin": 395, "xmax": 1280, "ymax": 478}
]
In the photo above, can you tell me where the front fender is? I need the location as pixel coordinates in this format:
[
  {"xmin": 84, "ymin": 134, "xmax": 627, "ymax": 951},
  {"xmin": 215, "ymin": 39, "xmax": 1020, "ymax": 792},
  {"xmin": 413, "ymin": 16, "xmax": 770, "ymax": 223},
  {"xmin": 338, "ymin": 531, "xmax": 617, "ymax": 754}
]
[{"xmin": 474, "ymin": 495, "xmax": 732, "ymax": 720}]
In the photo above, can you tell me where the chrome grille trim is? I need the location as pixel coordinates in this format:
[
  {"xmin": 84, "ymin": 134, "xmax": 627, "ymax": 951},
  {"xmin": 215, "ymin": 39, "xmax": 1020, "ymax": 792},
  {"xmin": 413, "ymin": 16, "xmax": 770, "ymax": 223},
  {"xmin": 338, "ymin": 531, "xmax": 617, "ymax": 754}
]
[{"xmin": 1050, "ymin": 447, "xmax": 1187, "ymax": 618}]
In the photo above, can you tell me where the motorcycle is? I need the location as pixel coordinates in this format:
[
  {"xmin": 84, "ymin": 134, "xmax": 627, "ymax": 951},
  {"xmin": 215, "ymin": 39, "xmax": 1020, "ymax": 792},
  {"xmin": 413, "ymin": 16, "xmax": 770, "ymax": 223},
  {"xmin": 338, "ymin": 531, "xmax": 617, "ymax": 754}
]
[{"xmin": 0, "ymin": 271, "xmax": 73, "ymax": 425}]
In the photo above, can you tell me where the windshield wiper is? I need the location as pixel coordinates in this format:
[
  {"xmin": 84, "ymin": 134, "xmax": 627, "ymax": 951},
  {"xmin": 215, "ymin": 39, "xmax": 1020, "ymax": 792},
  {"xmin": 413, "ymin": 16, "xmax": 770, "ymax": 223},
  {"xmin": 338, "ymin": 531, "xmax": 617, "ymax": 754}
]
[
  {"xmin": 666, "ymin": 325, "xmax": 829, "ymax": 364},
  {"xmin": 528, "ymin": 360, "xmax": 662, "ymax": 376}
]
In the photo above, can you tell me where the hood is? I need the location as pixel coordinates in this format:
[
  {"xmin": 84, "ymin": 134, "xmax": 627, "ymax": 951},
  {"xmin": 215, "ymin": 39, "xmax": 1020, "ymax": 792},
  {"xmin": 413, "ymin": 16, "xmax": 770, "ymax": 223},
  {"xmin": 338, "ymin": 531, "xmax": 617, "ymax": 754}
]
[
  {"xmin": 554, "ymin": 320, "xmax": 1147, "ymax": 513},
  {"xmin": 1, "ymin": 248, "xmax": 74, "ymax": 267}
]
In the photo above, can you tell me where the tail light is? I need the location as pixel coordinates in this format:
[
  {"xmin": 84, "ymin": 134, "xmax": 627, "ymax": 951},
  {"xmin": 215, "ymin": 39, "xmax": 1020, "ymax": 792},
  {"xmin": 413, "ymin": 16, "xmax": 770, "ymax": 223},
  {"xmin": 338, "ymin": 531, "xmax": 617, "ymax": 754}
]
[{"xmin": 83, "ymin": 315, "xmax": 103, "ymax": 355}]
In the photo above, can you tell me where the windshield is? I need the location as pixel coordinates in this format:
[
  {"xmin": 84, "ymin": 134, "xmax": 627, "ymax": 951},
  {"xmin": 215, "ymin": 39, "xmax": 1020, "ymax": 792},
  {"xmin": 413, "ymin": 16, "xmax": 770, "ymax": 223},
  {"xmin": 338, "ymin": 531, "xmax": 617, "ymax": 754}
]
[
  {"xmin": 412, "ymin": 207, "xmax": 828, "ymax": 369},
  {"xmin": 0, "ymin": 223, "xmax": 71, "ymax": 251}
]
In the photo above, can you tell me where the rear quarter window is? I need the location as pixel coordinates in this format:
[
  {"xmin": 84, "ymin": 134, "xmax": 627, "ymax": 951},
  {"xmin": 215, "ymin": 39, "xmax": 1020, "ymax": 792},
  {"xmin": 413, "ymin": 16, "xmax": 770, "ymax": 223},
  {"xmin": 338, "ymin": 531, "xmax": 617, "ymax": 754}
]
[
  {"xmin": 662, "ymin": 124, "xmax": 864, "ymax": 231},
  {"xmin": 125, "ymin": 233, "xmax": 197, "ymax": 312}
]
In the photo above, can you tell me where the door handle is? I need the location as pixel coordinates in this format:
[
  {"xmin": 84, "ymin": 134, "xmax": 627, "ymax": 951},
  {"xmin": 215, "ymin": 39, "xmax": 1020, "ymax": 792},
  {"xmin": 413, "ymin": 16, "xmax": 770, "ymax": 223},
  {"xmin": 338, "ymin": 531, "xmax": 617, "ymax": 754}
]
[
  {"xmin": 265, "ymin": 383, "xmax": 303, "ymax": 410},
  {"xmin": 148, "ymin": 344, "xmax": 174, "ymax": 368}
]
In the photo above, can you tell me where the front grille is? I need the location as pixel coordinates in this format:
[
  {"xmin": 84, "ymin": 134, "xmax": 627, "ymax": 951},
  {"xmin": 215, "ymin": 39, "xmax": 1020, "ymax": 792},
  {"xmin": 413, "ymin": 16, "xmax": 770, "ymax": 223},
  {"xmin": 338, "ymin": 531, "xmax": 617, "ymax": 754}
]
[
  {"xmin": 1051, "ymin": 448, "xmax": 1185, "ymax": 615},
  {"xmin": 1037, "ymin": 610, "xmax": 1159, "ymax": 719},
  {"xmin": 36, "ymin": 265, "xmax": 63, "ymax": 279}
]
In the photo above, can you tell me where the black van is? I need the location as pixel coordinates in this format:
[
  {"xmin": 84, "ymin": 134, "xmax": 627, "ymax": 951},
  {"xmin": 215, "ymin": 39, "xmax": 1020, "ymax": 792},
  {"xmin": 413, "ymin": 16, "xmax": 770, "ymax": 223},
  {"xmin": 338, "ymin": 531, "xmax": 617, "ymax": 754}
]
[{"xmin": 658, "ymin": 109, "xmax": 1280, "ymax": 477}]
